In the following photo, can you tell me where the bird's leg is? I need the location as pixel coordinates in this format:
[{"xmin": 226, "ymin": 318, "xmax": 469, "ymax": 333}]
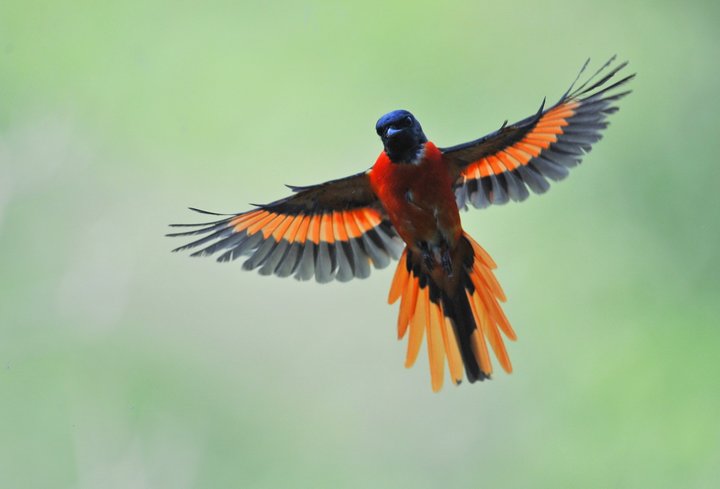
[
  {"xmin": 436, "ymin": 236, "xmax": 454, "ymax": 276},
  {"xmin": 441, "ymin": 247, "xmax": 453, "ymax": 276},
  {"xmin": 418, "ymin": 239, "xmax": 453, "ymax": 275},
  {"xmin": 417, "ymin": 241, "xmax": 436, "ymax": 270}
]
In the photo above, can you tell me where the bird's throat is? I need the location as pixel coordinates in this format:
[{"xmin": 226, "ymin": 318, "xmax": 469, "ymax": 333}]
[{"xmin": 387, "ymin": 142, "xmax": 426, "ymax": 165}]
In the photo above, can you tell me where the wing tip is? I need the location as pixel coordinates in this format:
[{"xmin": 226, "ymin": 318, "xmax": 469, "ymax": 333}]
[
  {"xmin": 537, "ymin": 97, "xmax": 546, "ymax": 115},
  {"xmin": 567, "ymin": 56, "xmax": 634, "ymax": 102},
  {"xmin": 187, "ymin": 206, "xmax": 234, "ymax": 216}
]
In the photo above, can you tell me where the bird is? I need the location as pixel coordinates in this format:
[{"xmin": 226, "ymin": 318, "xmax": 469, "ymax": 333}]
[{"xmin": 169, "ymin": 57, "xmax": 634, "ymax": 392}]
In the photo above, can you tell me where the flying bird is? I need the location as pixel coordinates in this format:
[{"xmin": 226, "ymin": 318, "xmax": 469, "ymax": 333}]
[{"xmin": 169, "ymin": 57, "xmax": 633, "ymax": 391}]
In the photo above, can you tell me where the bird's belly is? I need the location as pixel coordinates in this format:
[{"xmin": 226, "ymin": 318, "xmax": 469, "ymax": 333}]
[
  {"xmin": 370, "ymin": 143, "xmax": 462, "ymax": 248},
  {"xmin": 384, "ymin": 175, "xmax": 461, "ymax": 247}
]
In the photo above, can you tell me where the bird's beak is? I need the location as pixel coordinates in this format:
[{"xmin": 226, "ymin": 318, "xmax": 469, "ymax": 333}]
[{"xmin": 386, "ymin": 127, "xmax": 401, "ymax": 138}]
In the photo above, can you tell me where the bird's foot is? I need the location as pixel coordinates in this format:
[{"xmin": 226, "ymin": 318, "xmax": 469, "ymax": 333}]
[{"xmin": 441, "ymin": 248, "xmax": 453, "ymax": 276}]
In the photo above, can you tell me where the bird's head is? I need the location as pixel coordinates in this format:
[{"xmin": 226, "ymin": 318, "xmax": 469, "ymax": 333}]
[{"xmin": 375, "ymin": 110, "xmax": 428, "ymax": 163}]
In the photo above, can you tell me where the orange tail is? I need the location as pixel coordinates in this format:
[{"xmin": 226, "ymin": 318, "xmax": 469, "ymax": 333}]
[{"xmin": 388, "ymin": 233, "xmax": 516, "ymax": 392}]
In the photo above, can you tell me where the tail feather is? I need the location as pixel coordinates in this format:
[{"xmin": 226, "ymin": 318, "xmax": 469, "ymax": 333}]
[
  {"xmin": 405, "ymin": 286, "xmax": 427, "ymax": 369},
  {"xmin": 438, "ymin": 304, "xmax": 464, "ymax": 384},
  {"xmin": 388, "ymin": 232, "xmax": 516, "ymax": 391},
  {"xmin": 442, "ymin": 287, "xmax": 486, "ymax": 384}
]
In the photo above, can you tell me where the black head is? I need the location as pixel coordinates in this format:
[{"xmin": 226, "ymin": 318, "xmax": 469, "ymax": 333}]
[{"xmin": 375, "ymin": 110, "xmax": 428, "ymax": 163}]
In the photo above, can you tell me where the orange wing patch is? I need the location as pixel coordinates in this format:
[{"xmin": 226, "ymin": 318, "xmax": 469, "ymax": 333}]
[{"xmin": 460, "ymin": 101, "xmax": 579, "ymax": 183}]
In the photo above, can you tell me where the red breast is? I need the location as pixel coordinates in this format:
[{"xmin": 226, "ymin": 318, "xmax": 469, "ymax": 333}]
[{"xmin": 369, "ymin": 142, "xmax": 461, "ymax": 246}]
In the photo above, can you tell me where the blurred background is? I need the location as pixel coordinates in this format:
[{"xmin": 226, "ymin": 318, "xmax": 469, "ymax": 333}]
[{"xmin": 1, "ymin": 1, "xmax": 718, "ymax": 488}]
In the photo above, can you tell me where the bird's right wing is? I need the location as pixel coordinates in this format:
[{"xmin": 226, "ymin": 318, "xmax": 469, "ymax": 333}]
[{"xmin": 168, "ymin": 171, "xmax": 404, "ymax": 283}]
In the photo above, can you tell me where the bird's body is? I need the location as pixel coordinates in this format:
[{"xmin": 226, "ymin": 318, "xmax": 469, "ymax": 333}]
[
  {"xmin": 370, "ymin": 141, "xmax": 460, "ymax": 250},
  {"xmin": 170, "ymin": 57, "xmax": 634, "ymax": 391}
]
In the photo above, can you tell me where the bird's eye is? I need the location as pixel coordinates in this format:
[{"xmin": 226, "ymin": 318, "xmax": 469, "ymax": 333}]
[{"xmin": 401, "ymin": 116, "xmax": 413, "ymax": 127}]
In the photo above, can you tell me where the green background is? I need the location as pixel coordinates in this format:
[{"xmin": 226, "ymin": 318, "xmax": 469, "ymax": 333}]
[{"xmin": 1, "ymin": 1, "xmax": 718, "ymax": 488}]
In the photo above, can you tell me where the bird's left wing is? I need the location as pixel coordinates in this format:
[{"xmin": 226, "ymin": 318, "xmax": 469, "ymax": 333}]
[
  {"xmin": 441, "ymin": 57, "xmax": 634, "ymax": 210},
  {"xmin": 169, "ymin": 171, "xmax": 404, "ymax": 283}
]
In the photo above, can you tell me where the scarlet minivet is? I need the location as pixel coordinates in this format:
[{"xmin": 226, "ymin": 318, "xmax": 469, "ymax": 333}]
[{"xmin": 170, "ymin": 57, "xmax": 633, "ymax": 391}]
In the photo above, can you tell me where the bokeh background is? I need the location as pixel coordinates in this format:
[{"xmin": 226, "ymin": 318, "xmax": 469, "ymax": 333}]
[{"xmin": 1, "ymin": 1, "xmax": 719, "ymax": 488}]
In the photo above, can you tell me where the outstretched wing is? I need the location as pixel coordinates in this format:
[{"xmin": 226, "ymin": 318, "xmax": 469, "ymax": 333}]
[
  {"xmin": 168, "ymin": 171, "xmax": 404, "ymax": 283},
  {"xmin": 441, "ymin": 57, "xmax": 635, "ymax": 209}
]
